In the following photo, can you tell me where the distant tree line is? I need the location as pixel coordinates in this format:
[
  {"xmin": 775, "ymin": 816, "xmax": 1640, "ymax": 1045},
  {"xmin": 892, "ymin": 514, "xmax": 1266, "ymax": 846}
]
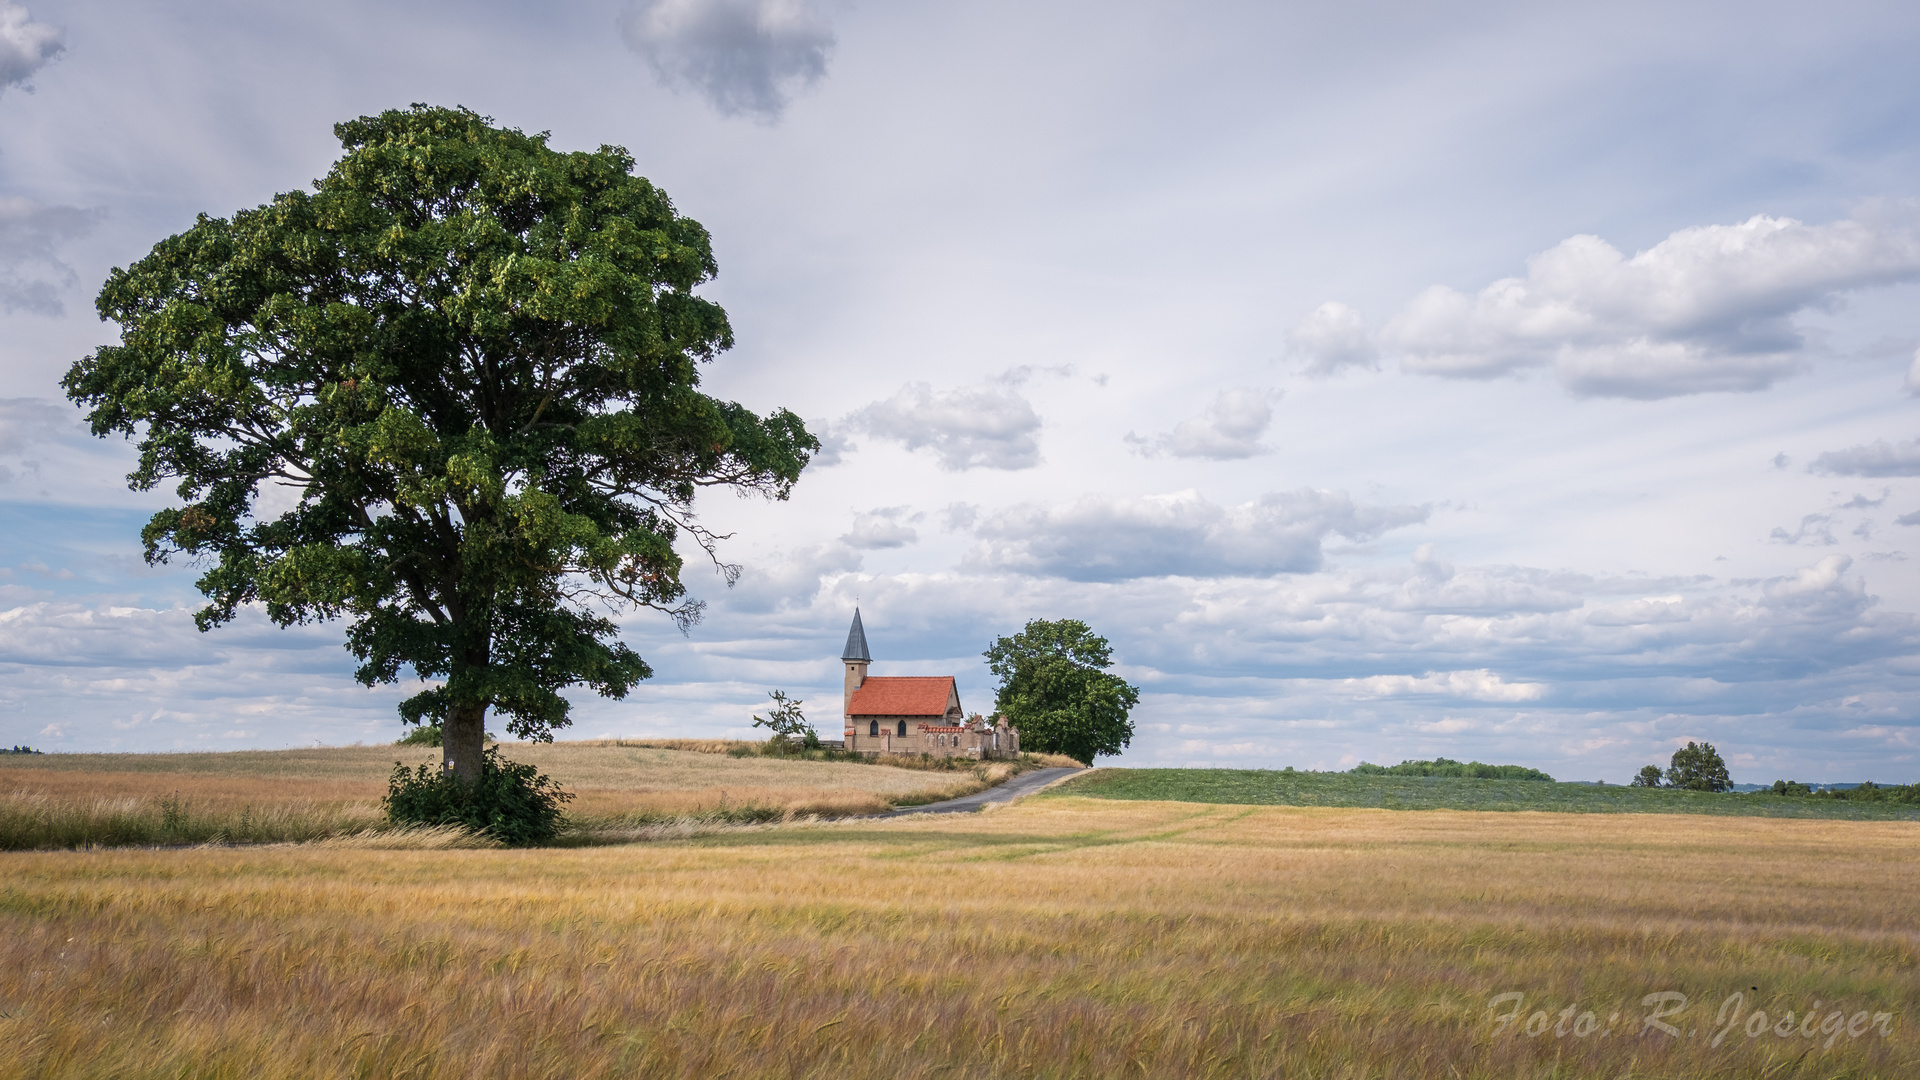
[
  {"xmin": 1350, "ymin": 758, "xmax": 1553, "ymax": 781},
  {"xmin": 1628, "ymin": 742, "xmax": 1916, "ymax": 799},
  {"xmin": 5, "ymin": 746, "xmax": 43, "ymax": 755},
  {"xmin": 1763, "ymin": 780, "xmax": 1920, "ymax": 804}
]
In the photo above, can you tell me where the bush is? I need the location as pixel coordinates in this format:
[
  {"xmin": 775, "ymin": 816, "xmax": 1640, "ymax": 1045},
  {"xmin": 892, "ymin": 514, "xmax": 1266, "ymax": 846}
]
[
  {"xmin": 1630, "ymin": 764, "xmax": 1665, "ymax": 788},
  {"xmin": 384, "ymin": 747, "xmax": 573, "ymax": 845}
]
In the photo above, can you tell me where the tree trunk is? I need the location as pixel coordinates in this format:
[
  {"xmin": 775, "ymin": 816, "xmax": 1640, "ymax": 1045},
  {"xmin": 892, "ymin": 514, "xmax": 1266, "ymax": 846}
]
[{"xmin": 443, "ymin": 703, "xmax": 487, "ymax": 787}]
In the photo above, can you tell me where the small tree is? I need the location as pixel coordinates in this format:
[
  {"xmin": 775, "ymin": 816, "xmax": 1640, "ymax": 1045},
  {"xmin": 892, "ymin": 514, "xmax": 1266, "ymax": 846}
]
[
  {"xmin": 1666, "ymin": 741, "xmax": 1731, "ymax": 792},
  {"xmin": 751, "ymin": 689, "xmax": 816, "ymax": 748},
  {"xmin": 984, "ymin": 618, "xmax": 1140, "ymax": 765},
  {"xmin": 1630, "ymin": 764, "xmax": 1665, "ymax": 788}
]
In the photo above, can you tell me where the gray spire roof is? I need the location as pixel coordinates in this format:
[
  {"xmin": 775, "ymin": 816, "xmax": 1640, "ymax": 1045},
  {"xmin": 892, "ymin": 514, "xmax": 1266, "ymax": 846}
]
[{"xmin": 841, "ymin": 608, "xmax": 871, "ymax": 661}]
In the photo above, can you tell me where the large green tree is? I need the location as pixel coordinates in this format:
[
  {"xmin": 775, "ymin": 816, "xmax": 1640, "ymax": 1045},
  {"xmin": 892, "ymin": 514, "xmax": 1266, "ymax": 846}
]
[
  {"xmin": 1665, "ymin": 741, "xmax": 1731, "ymax": 792},
  {"xmin": 984, "ymin": 619, "xmax": 1140, "ymax": 764},
  {"xmin": 63, "ymin": 106, "xmax": 816, "ymax": 784}
]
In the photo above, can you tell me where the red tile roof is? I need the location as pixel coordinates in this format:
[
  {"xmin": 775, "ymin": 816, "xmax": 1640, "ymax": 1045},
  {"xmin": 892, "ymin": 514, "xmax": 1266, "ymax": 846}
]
[{"xmin": 847, "ymin": 676, "xmax": 957, "ymax": 717}]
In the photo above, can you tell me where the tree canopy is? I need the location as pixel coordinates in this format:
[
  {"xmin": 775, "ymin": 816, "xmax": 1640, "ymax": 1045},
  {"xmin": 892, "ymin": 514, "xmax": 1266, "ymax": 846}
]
[
  {"xmin": 1665, "ymin": 741, "xmax": 1731, "ymax": 792},
  {"xmin": 984, "ymin": 619, "xmax": 1140, "ymax": 765},
  {"xmin": 63, "ymin": 105, "xmax": 816, "ymax": 783}
]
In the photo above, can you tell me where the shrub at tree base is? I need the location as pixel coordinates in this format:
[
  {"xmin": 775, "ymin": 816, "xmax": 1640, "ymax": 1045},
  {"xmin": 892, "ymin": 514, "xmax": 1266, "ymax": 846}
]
[{"xmin": 384, "ymin": 747, "xmax": 573, "ymax": 846}]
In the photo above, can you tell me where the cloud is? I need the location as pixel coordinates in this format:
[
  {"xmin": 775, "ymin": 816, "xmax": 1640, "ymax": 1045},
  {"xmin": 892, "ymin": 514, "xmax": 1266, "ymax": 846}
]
[
  {"xmin": 1126, "ymin": 388, "xmax": 1276, "ymax": 460},
  {"xmin": 804, "ymin": 417, "xmax": 854, "ymax": 468},
  {"xmin": 1906, "ymin": 349, "xmax": 1920, "ymax": 396},
  {"xmin": 0, "ymin": 396, "xmax": 70, "ymax": 456},
  {"xmin": 850, "ymin": 380, "xmax": 1043, "ymax": 471},
  {"xmin": 840, "ymin": 508, "xmax": 919, "ymax": 550},
  {"xmin": 966, "ymin": 488, "xmax": 1428, "ymax": 581},
  {"xmin": 1383, "ymin": 547, "xmax": 1586, "ymax": 615},
  {"xmin": 0, "ymin": 196, "xmax": 103, "ymax": 316},
  {"xmin": 939, "ymin": 503, "xmax": 978, "ymax": 531},
  {"xmin": 1810, "ymin": 437, "xmax": 1920, "ymax": 478},
  {"xmin": 0, "ymin": 600, "xmax": 428, "ymax": 749},
  {"xmin": 720, "ymin": 542, "xmax": 863, "ymax": 614},
  {"xmin": 1287, "ymin": 302, "xmax": 1378, "ymax": 376},
  {"xmin": 1345, "ymin": 669, "xmax": 1549, "ymax": 703},
  {"xmin": 1770, "ymin": 514, "xmax": 1836, "ymax": 546},
  {"xmin": 619, "ymin": 0, "xmax": 833, "ymax": 121},
  {"xmin": 1346, "ymin": 205, "xmax": 1920, "ymax": 399},
  {"xmin": 0, "ymin": 3, "xmax": 61, "ymax": 94},
  {"xmin": 0, "ymin": 396, "xmax": 76, "ymax": 484}
]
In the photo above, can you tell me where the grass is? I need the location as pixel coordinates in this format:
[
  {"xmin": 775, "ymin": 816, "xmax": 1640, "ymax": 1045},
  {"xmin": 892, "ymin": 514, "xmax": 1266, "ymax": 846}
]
[
  {"xmin": 0, "ymin": 741, "xmax": 1066, "ymax": 850},
  {"xmin": 1051, "ymin": 768, "xmax": 1920, "ymax": 820},
  {"xmin": 0, "ymin": 798, "xmax": 1913, "ymax": 1078}
]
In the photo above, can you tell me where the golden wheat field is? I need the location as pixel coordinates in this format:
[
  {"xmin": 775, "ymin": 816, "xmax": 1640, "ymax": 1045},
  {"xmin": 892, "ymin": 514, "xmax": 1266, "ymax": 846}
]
[
  {"xmin": 0, "ymin": 741, "xmax": 1026, "ymax": 848},
  {"xmin": 1, "ymin": 796, "xmax": 1914, "ymax": 1079}
]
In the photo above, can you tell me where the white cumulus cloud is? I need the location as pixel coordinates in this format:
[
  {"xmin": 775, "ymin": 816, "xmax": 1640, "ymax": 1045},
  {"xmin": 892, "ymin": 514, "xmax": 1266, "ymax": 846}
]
[
  {"xmin": 620, "ymin": 0, "xmax": 833, "ymax": 121},
  {"xmin": 1345, "ymin": 669, "xmax": 1549, "ymax": 703},
  {"xmin": 966, "ymin": 488, "xmax": 1428, "ymax": 581},
  {"xmin": 840, "ymin": 508, "xmax": 920, "ymax": 550},
  {"xmin": 851, "ymin": 380, "xmax": 1043, "ymax": 471},
  {"xmin": 0, "ymin": 3, "xmax": 61, "ymax": 95},
  {"xmin": 1340, "ymin": 205, "xmax": 1920, "ymax": 399},
  {"xmin": 1287, "ymin": 301, "xmax": 1378, "ymax": 376},
  {"xmin": 1126, "ymin": 388, "xmax": 1276, "ymax": 460}
]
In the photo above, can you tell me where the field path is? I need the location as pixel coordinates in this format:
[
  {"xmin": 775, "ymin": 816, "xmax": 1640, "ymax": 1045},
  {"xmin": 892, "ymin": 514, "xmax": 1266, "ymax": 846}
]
[{"xmin": 889, "ymin": 765, "xmax": 1086, "ymax": 814}]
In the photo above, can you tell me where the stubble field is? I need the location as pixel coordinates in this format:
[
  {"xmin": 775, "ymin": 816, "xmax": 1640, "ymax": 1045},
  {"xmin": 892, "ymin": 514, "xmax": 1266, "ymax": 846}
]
[
  {"xmin": 2, "ymin": 796, "xmax": 1914, "ymax": 1079},
  {"xmin": 0, "ymin": 741, "xmax": 1032, "ymax": 848}
]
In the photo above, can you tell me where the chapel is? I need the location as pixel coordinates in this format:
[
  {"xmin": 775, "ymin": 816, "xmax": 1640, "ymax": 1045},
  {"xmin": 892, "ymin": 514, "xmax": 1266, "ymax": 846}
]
[{"xmin": 837, "ymin": 610, "xmax": 1021, "ymax": 760}]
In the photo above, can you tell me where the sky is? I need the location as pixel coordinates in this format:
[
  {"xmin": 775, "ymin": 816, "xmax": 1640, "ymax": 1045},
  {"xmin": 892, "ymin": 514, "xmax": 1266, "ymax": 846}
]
[{"xmin": 3, "ymin": 0, "xmax": 1920, "ymax": 783}]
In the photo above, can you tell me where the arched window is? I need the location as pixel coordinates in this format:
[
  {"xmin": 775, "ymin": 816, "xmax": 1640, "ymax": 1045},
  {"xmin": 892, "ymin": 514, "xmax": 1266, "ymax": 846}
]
[
  {"xmin": 869, "ymin": 720, "xmax": 879, "ymax": 737},
  {"xmin": 897, "ymin": 720, "xmax": 908, "ymax": 737}
]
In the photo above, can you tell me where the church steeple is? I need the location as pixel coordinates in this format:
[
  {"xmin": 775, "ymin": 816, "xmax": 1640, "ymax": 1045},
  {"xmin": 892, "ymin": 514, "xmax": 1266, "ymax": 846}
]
[
  {"xmin": 841, "ymin": 608, "xmax": 871, "ymax": 662},
  {"xmin": 842, "ymin": 608, "xmax": 871, "ymax": 724}
]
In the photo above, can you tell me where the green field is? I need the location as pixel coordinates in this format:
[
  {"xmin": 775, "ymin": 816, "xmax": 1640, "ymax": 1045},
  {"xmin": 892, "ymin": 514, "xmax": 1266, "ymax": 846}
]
[{"xmin": 1050, "ymin": 768, "xmax": 1920, "ymax": 819}]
